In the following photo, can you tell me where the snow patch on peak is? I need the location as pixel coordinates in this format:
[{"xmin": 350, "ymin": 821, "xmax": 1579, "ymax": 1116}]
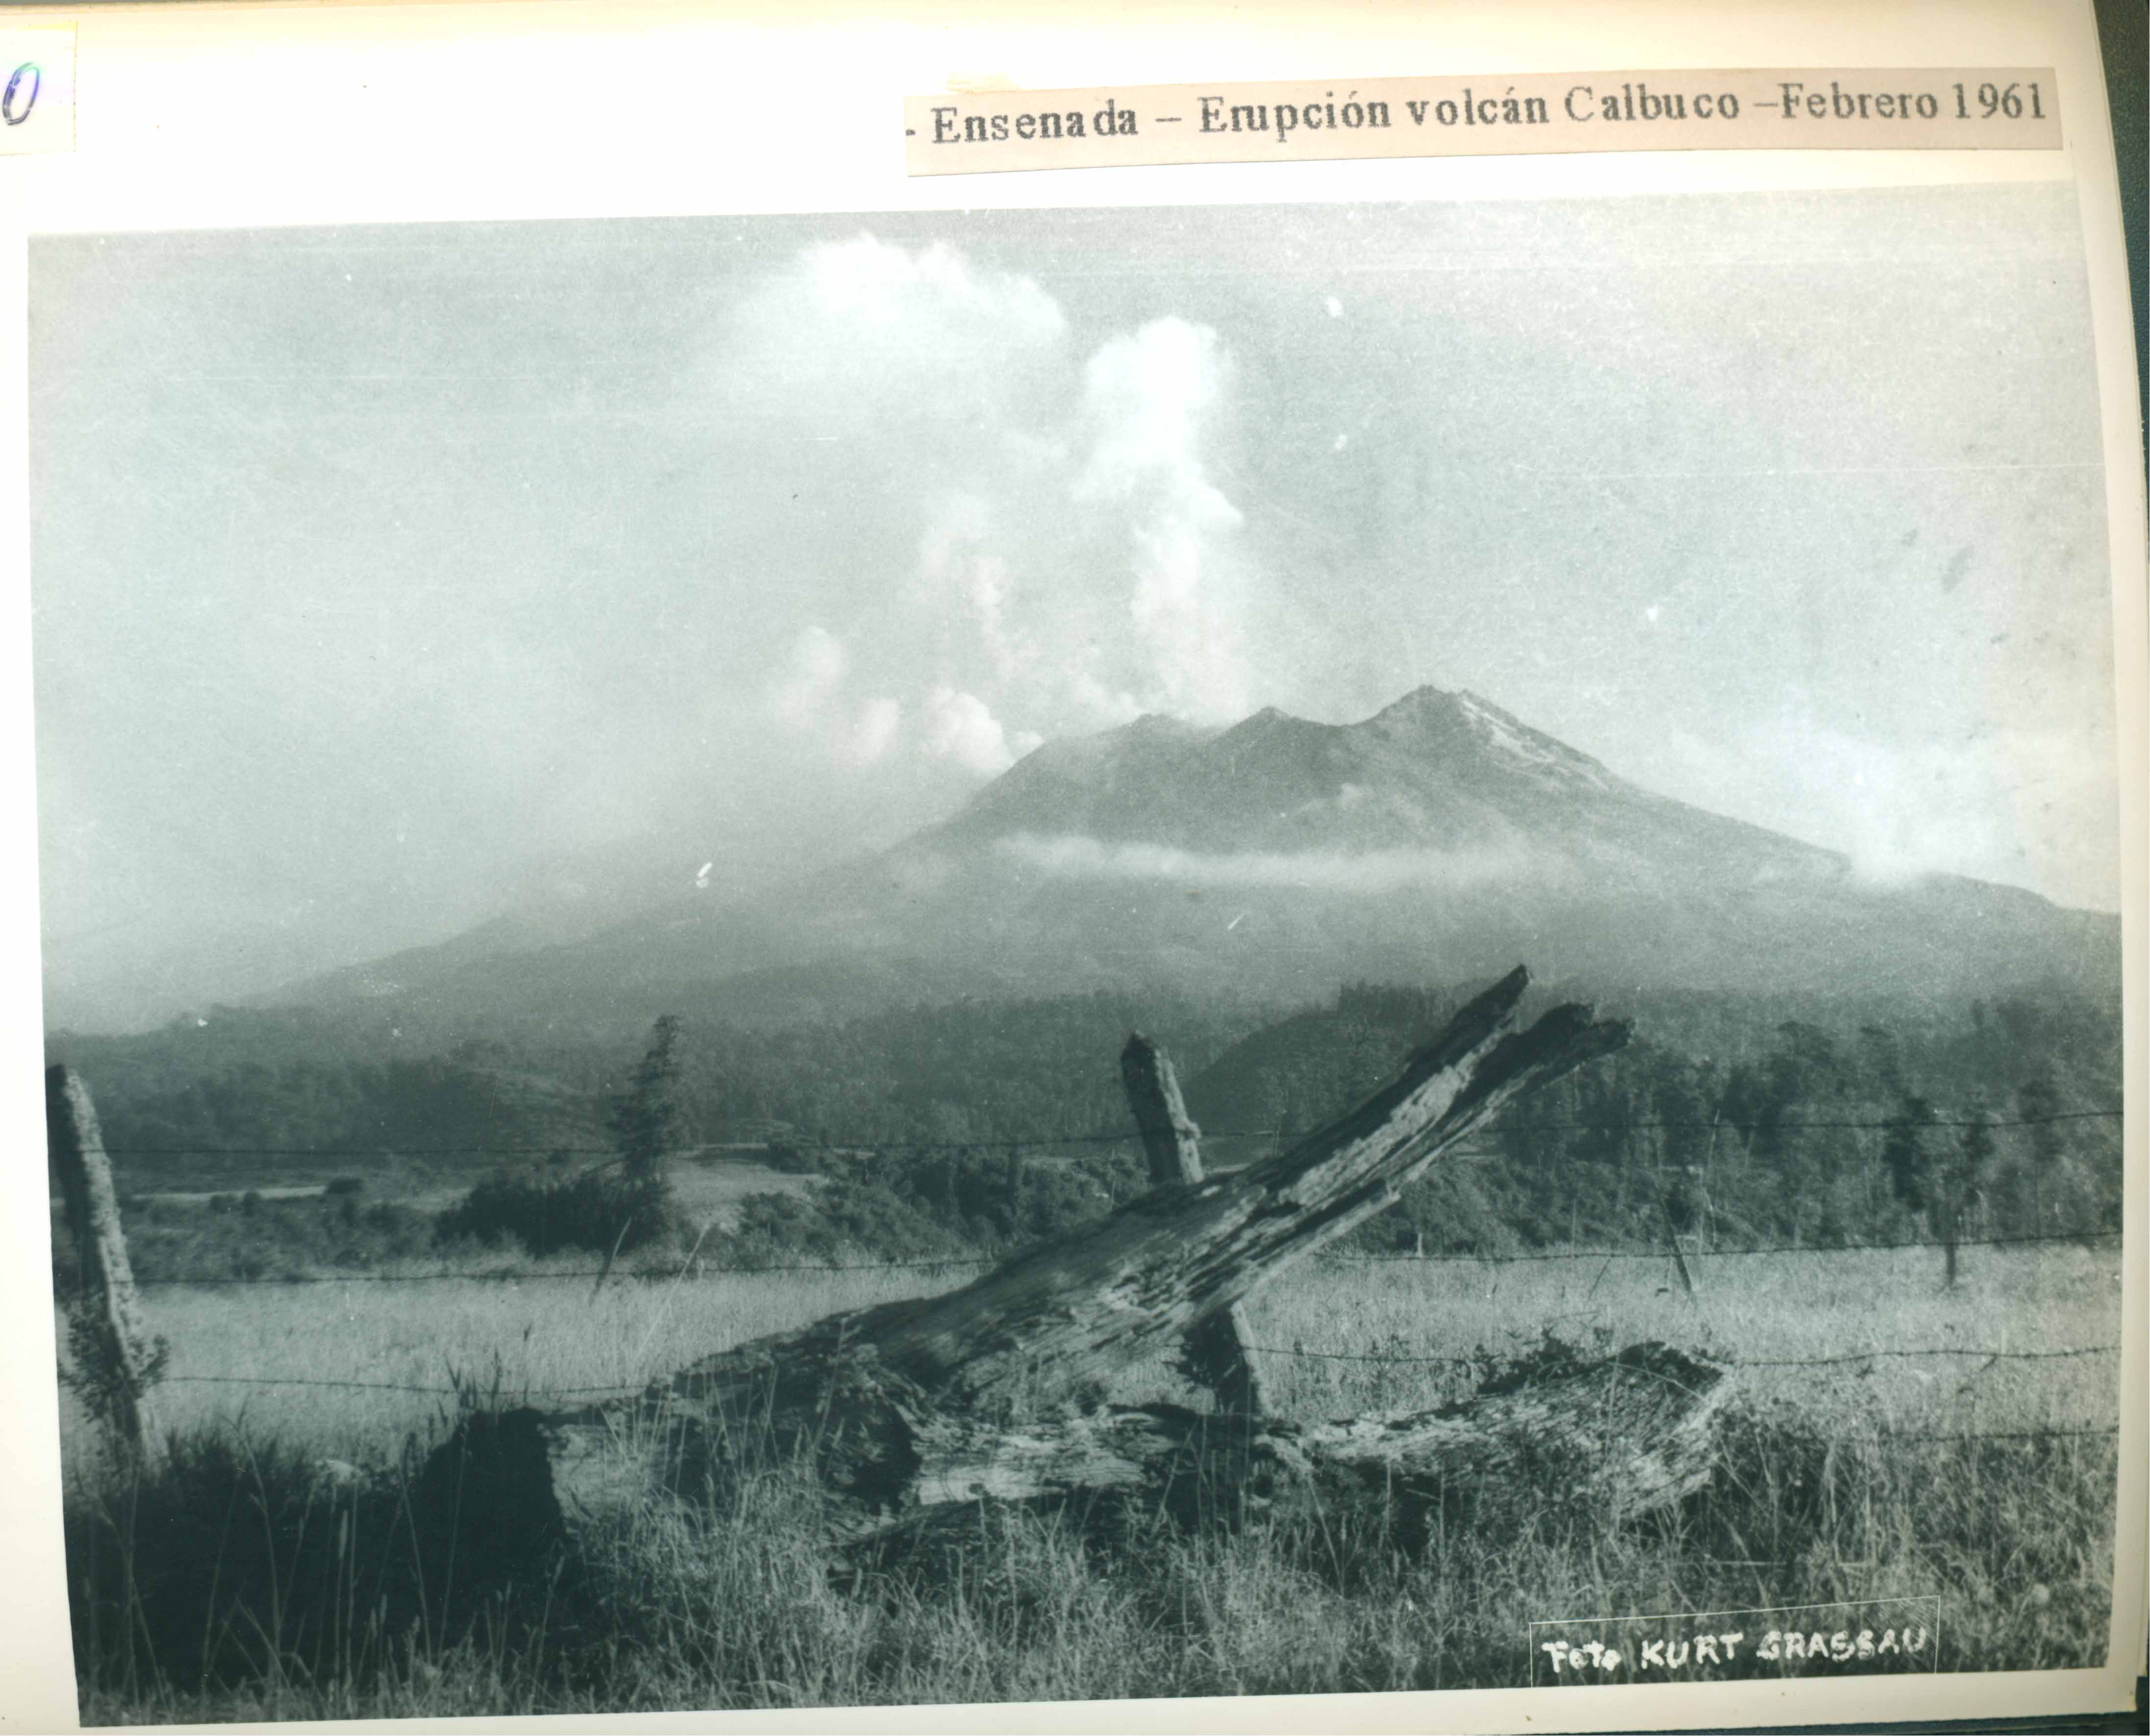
[{"xmin": 1451, "ymin": 691, "xmax": 1616, "ymax": 791}]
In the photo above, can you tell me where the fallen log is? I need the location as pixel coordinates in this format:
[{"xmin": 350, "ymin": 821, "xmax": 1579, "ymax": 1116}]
[
  {"xmin": 432, "ymin": 1339, "xmax": 1736, "ymax": 1574},
  {"xmin": 863, "ymin": 1340, "xmax": 1734, "ymax": 1538},
  {"xmin": 425, "ymin": 967, "xmax": 1654, "ymax": 1568}
]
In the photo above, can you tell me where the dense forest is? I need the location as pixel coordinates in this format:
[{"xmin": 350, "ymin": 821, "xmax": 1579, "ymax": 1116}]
[
  {"xmin": 49, "ymin": 975, "xmax": 2124, "ymax": 1266},
  {"xmin": 1181, "ymin": 982, "xmax": 2124, "ymax": 1255}
]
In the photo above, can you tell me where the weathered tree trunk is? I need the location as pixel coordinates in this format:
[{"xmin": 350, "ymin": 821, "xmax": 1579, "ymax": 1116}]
[
  {"xmin": 1119, "ymin": 1032, "xmax": 1265, "ymax": 1418},
  {"xmin": 428, "ymin": 968, "xmax": 1669, "ymax": 1566},
  {"xmin": 862, "ymin": 966, "xmax": 1622, "ymax": 1412},
  {"xmin": 47, "ymin": 1064, "xmax": 167, "ymax": 1463},
  {"xmin": 882, "ymin": 1341, "xmax": 1732, "ymax": 1531},
  {"xmin": 444, "ymin": 1337, "xmax": 1735, "ymax": 1570}
]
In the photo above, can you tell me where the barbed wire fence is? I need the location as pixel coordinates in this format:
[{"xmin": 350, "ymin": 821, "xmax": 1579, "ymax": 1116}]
[
  {"xmin": 86, "ymin": 1101, "xmax": 2128, "ymax": 1162},
  {"xmin": 114, "ymin": 1224, "xmax": 2124, "ymax": 1288},
  {"xmin": 126, "ymin": 1237, "xmax": 2128, "ymax": 1449},
  {"xmin": 50, "ymin": 1078, "xmax": 2129, "ymax": 1454},
  {"xmin": 142, "ymin": 1345, "xmax": 2127, "ymax": 1448},
  {"xmin": 82, "ymin": 1101, "xmax": 2127, "ymax": 1249}
]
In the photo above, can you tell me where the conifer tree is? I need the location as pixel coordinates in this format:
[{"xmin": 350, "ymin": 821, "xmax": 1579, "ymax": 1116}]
[
  {"xmin": 607, "ymin": 1015, "xmax": 684, "ymax": 1188},
  {"xmin": 1882, "ymin": 1095, "xmax": 1936, "ymax": 1211}
]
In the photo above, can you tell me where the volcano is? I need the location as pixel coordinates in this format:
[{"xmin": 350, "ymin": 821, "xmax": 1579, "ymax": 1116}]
[{"xmin": 287, "ymin": 687, "xmax": 2120, "ymax": 1029}]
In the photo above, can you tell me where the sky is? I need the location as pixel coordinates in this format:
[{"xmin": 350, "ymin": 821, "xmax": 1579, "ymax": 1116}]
[{"xmin": 30, "ymin": 182, "xmax": 2119, "ymax": 1030}]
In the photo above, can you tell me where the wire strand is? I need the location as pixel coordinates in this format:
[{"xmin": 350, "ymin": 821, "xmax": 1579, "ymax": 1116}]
[
  {"xmin": 1250, "ymin": 1341, "xmax": 2121, "ymax": 1367},
  {"xmin": 149, "ymin": 1374, "xmax": 2127, "ymax": 1446},
  {"xmin": 1312, "ymin": 1229, "xmax": 2122, "ymax": 1266},
  {"xmin": 88, "ymin": 1104, "xmax": 2127, "ymax": 1160},
  {"xmin": 132, "ymin": 1253, "xmax": 999, "ymax": 1288},
  {"xmin": 123, "ymin": 1226, "xmax": 2121, "ymax": 1288}
]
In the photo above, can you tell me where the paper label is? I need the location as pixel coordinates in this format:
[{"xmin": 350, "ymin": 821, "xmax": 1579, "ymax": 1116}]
[{"xmin": 905, "ymin": 69, "xmax": 2059, "ymax": 174}]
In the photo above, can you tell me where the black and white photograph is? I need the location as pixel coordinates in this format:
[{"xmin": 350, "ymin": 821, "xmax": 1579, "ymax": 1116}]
[{"xmin": 27, "ymin": 172, "xmax": 2136, "ymax": 1722}]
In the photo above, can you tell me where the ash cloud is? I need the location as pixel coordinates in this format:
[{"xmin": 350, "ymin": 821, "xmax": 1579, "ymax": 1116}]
[{"xmin": 729, "ymin": 236, "xmax": 1263, "ymax": 796}]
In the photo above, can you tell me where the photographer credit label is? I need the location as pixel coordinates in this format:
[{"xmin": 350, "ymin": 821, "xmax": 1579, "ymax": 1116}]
[{"xmin": 1529, "ymin": 1597, "xmax": 1942, "ymax": 1685}]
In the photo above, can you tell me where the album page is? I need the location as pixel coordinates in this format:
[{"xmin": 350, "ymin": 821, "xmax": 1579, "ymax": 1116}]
[{"xmin": 0, "ymin": 1, "xmax": 2141, "ymax": 1730}]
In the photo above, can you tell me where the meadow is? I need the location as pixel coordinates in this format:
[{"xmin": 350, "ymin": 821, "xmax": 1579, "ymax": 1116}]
[{"xmin": 59, "ymin": 1238, "xmax": 2125, "ymax": 1722}]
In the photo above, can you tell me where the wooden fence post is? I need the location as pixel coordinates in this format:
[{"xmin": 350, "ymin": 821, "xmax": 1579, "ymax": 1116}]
[
  {"xmin": 1121, "ymin": 1033, "xmax": 1267, "ymax": 1418},
  {"xmin": 1662, "ymin": 1193, "xmax": 1698, "ymax": 1298},
  {"xmin": 46, "ymin": 1064, "xmax": 167, "ymax": 1464}
]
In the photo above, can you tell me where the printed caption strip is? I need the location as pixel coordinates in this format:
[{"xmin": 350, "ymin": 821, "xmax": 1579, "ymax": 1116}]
[
  {"xmin": 1528, "ymin": 1596, "xmax": 1944, "ymax": 1686},
  {"xmin": 905, "ymin": 70, "xmax": 2058, "ymax": 174}
]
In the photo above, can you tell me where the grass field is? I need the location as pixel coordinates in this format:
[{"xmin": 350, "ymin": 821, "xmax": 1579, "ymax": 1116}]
[
  {"xmin": 60, "ymin": 1241, "xmax": 2125, "ymax": 1722},
  {"xmin": 87, "ymin": 1241, "xmax": 2121, "ymax": 1452}
]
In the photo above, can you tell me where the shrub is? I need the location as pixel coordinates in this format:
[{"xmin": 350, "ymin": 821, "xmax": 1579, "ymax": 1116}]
[
  {"xmin": 764, "ymin": 1142, "xmax": 823, "ymax": 1175},
  {"xmin": 66, "ymin": 1407, "xmax": 582, "ymax": 1703},
  {"xmin": 713, "ymin": 1182, "xmax": 963, "ymax": 1268},
  {"xmin": 704, "ymin": 1145, "xmax": 1147, "ymax": 1270},
  {"xmin": 84, "ymin": 1193, "xmax": 431, "ymax": 1286},
  {"xmin": 435, "ymin": 1171, "xmax": 672, "ymax": 1259}
]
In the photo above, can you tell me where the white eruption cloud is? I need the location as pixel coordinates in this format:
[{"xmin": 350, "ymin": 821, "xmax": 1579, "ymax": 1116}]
[
  {"xmin": 715, "ymin": 236, "xmax": 1266, "ymax": 801},
  {"xmin": 1075, "ymin": 318, "xmax": 1251, "ymax": 724},
  {"xmin": 766, "ymin": 625, "xmax": 849, "ymax": 730},
  {"xmin": 923, "ymin": 686, "xmax": 1038, "ymax": 776},
  {"xmin": 726, "ymin": 234, "xmax": 1070, "ymax": 423},
  {"xmin": 765, "ymin": 628, "xmax": 906, "ymax": 768}
]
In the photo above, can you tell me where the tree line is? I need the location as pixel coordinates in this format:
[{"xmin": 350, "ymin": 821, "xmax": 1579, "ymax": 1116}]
[{"xmin": 51, "ymin": 979, "xmax": 2123, "ymax": 1266}]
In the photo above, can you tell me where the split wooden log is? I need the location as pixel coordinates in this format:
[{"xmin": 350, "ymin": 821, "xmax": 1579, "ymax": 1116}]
[
  {"xmin": 425, "ymin": 967, "xmax": 1670, "ymax": 1568},
  {"xmin": 863, "ymin": 966, "xmax": 1624, "ymax": 1412},
  {"xmin": 1291, "ymin": 1341, "xmax": 1733, "ymax": 1523}
]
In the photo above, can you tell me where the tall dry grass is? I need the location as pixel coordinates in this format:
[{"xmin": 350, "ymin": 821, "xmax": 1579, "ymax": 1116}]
[
  {"xmin": 68, "ymin": 1399, "xmax": 2119, "ymax": 1722},
  {"xmin": 61, "ymin": 1244, "xmax": 2124, "ymax": 1721}
]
